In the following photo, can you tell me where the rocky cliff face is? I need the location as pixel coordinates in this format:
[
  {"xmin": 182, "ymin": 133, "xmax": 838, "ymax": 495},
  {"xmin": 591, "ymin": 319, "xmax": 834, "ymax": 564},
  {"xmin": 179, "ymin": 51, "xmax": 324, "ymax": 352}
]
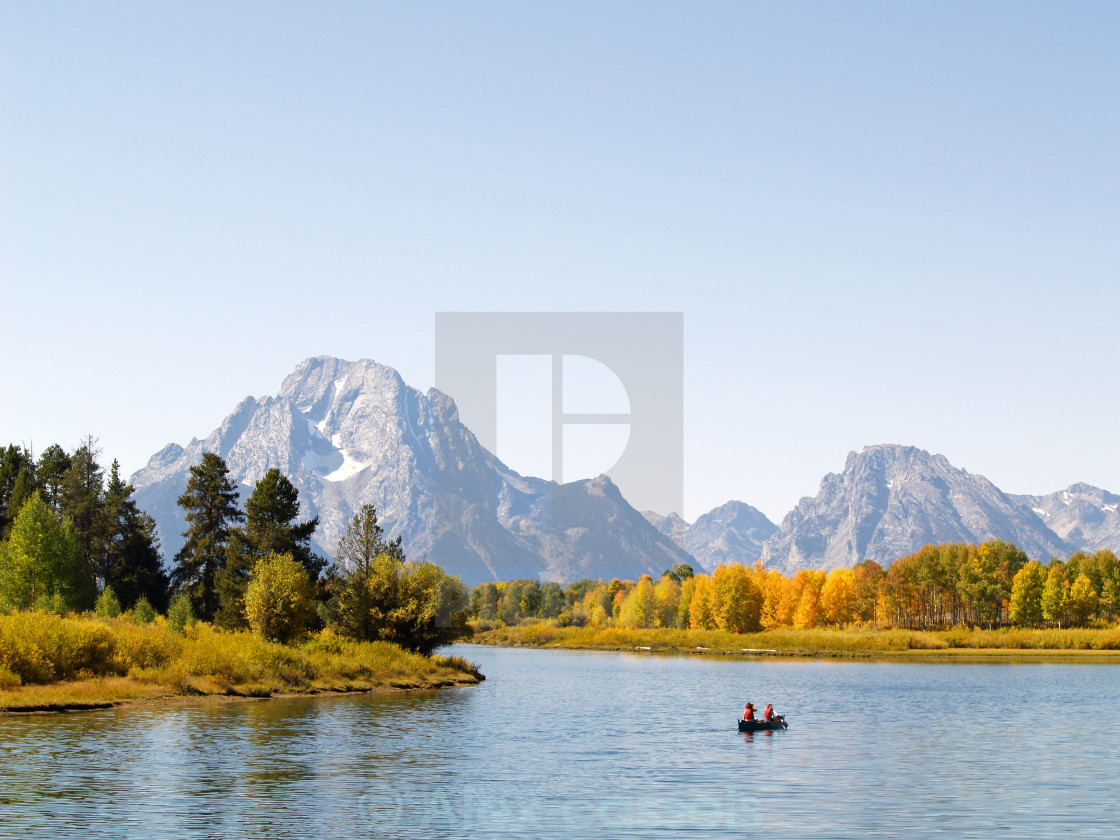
[
  {"xmin": 131, "ymin": 356, "xmax": 691, "ymax": 586},
  {"xmin": 758, "ymin": 445, "xmax": 1073, "ymax": 573},
  {"xmin": 684, "ymin": 501, "xmax": 777, "ymax": 569},
  {"xmin": 643, "ymin": 511, "xmax": 689, "ymax": 546},
  {"xmin": 643, "ymin": 503, "xmax": 777, "ymax": 571},
  {"xmin": 1013, "ymin": 483, "xmax": 1120, "ymax": 555}
]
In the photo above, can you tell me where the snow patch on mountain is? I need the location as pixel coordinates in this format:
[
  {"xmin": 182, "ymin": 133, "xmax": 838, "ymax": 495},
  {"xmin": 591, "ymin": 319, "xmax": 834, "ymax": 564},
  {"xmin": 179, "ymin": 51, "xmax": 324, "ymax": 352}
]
[
  {"xmin": 131, "ymin": 356, "xmax": 691, "ymax": 586},
  {"xmin": 760, "ymin": 444, "xmax": 1073, "ymax": 574},
  {"xmin": 322, "ymin": 450, "xmax": 369, "ymax": 482}
]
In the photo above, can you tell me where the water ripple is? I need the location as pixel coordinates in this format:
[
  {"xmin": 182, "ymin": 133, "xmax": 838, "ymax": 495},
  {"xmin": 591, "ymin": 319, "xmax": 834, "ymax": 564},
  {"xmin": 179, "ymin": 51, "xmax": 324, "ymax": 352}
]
[{"xmin": 2, "ymin": 648, "xmax": 1119, "ymax": 838}]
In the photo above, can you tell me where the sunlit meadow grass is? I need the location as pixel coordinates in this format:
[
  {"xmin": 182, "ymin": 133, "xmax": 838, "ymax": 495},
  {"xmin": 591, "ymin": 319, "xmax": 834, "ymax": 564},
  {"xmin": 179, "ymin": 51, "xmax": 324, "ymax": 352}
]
[{"xmin": 474, "ymin": 621, "xmax": 1120, "ymax": 657}]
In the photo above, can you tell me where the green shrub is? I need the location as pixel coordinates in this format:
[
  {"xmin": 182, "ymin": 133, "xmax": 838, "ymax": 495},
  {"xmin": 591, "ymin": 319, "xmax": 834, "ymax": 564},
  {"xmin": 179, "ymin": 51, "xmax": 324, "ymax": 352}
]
[
  {"xmin": 168, "ymin": 594, "xmax": 195, "ymax": 632},
  {"xmin": 96, "ymin": 587, "xmax": 122, "ymax": 618},
  {"xmin": 131, "ymin": 597, "xmax": 157, "ymax": 625},
  {"xmin": 32, "ymin": 592, "xmax": 69, "ymax": 615}
]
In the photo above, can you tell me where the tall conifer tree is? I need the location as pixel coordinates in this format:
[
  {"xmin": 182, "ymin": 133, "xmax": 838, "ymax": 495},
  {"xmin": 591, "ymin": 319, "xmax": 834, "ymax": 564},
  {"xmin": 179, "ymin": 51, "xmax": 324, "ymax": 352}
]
[
  {"xmin": 216, "ymin": 468, "xmax": 320, "ymax": 628},
  {"xmin": 105, "ymin": 460, "xmax": 170, "ymax": 611},
  {"xmin": 60, "ymin": 437, "xmax": 108, "ymax": 583},
  {"xmin": 36, "ymin": 444, "xmax": 72, "ymax": 512},
  {"xmin": 172, "ymin": 453, "xmax": 244, "ymax": 622},
  {"xmin": 0, "ymin": 444, "xmax": 35, "ymax": 539}
]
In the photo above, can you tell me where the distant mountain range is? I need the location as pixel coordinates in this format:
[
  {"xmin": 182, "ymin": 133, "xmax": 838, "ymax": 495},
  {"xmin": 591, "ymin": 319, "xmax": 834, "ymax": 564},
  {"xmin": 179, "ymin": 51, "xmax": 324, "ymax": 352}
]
[
  {"xmin": 131, "ymin": 358, "xmax": 1120, "ymax": 584},
  {"xmin": 644, "ymin": 502, "xmax": 777, "ymax": 572},
  {"xmin": 759, "ymin": 444, "xmax": 1075, "ymax": 573},
  {"xmin": 131, "ymin": 357, "xmax": 690, "ymax": 586}
]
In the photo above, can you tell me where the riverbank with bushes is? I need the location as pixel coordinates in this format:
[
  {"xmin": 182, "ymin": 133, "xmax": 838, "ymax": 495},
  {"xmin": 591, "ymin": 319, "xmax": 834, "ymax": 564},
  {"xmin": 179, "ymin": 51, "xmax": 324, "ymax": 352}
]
[
  {"xmin": 472, "ymin": 622, "xmax": 1120, "ymax": 660},
  {"xmin": 0, "ymin": 611, "xmax": 482, "ymax": 714}
]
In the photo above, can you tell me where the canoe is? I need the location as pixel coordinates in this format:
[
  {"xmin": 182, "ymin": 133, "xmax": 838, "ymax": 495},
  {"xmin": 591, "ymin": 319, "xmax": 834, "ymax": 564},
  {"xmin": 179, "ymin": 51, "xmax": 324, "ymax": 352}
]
[{"xmin": 738, "ymin": 716, "xmax": 788, "ymax": 732}]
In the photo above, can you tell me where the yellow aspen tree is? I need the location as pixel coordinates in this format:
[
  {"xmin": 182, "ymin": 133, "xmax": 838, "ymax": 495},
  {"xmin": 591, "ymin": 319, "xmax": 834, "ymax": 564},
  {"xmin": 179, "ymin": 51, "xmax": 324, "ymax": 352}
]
[
  {"xmin": 712, "ymin": 563, "xmax": 762, "ymax": 633},
  {"xmin": 677, "ymin": 576, "xmax": 696, "ymax": 628},
  {"xmin": 689, "ymin": 574, "xmax": 717, "ymax": 630},
  {"xmin": 654, "ymin": 576, "xmax": 681, "ymax": 628},
  {"xmin": 820, "ymin": 568, "xmax": 857, "ymax": 626},
  {"xmin": 793, "ymin": 584, "xmax": 821, "ymax": 629},
  {"xmin": 1066, "ymin": 573, "xmax": 1099, "ymax": 627},
  {"xmin": 757, "ymin": 573, "xmax": 784, "ymax": 631},
  {"xmin": 619, "ymin": 576, "xmax": 658, "ymax": 628}
]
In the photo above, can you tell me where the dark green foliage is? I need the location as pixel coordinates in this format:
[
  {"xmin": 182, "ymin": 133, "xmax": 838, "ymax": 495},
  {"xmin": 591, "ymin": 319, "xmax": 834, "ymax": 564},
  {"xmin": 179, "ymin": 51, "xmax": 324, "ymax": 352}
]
[
  {"xmin": 540, "ymin": 582, "xmax": 565, "ymax": 619},
  {"xmin": 172, "ymin": 453, "xmax": 244, "ymax": 622},
  {"xmin": 326, "ymin": 505, "xmax": 400, "ymax": 642},
  {"xmin": 7, "ymin": 467, "xmax": 35, "ymax": 527},
  {"xmin": 663, "ymin": 563, "xmax": 695, "ymax": 585},
  {"xmin": 216, "ymin": 468, "xmax": 320, "ymax": 629},
  {"xmin": 494, "ymin": 580, "xmax": 545, "ymax": 623},
  {"xmin": 2, "ymin": 440, "xmax": 168, "ymax": 617},
  {"xmin": 104, "ymin": 460, "xmax": 170, "ymax": 612},
  {"xmin": 326, "ymin": 504, "xmax": 470, "ymax": 654},
  {"xmin": 470, "ymin": 582, "xmax": 499, "ymax": 620},
  {"xmin": 131, "ymin": 595, "xmax": 157, "ymax": 624},
  {"xmin": 472, "ymin": 577, "xmax": 618, "ymax": 625},
  {"xmin": 60, "ymin": 438, "xmax": 108, "ymax": 582},
  {"xmin": 516, "ymin": 580, "xmax": 542, "ymax": 617},
  {"xmin": 36, "ymin": 444, "xmax": 72, "ymax": 512},
  {"xmin": 0, "ymin": 444, "xmax": 35, "ymax": 539},
  {"xmin": 564, "ymin": 579, "xmax": 603, "ymax": 610},
  {"xmin": 242, "ymin": 469, "xmax": 321, "ymax": 573}
]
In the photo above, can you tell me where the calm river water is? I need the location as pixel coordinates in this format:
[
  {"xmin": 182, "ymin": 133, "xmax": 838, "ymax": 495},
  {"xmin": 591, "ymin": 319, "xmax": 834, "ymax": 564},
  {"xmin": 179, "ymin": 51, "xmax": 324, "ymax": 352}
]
[{"xmin": 2, "ymin": 645, "xmax": 1119, "ymax": 838}]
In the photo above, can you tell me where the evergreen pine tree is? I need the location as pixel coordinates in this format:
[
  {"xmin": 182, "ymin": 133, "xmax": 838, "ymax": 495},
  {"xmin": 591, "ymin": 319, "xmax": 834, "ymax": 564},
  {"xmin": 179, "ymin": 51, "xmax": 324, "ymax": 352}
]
[
  {"xmin": 215, "ymin": 468, "xmax": 320, "ymax": 629},
  {"xmin": 60, "ymin": 437, "xmax": 108, "ymax": 583},
  {"xmin": 172, "ymin": 453, "xmax": 244, "ymax": 622},
  {"xmin": 0, "ymin": 444, "xmax": 35, "ymax": 539},
  {"xmin": 104, "ymin": 460, "xmax": 170, "ymax": 611},
  {"xmin": 7, "ymin": 467, "xmax": 35, "ymax": 528},
  {"xmin": 36, "ymin": 444, "xmax": 72, "ymax": 512}
]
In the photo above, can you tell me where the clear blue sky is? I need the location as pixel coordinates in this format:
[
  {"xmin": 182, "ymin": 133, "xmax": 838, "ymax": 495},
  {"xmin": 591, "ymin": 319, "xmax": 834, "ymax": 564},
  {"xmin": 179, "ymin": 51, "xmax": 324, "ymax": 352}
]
[{"xmin": 2, "ymin": 1, "xmax": 1118, "ymax": 522}]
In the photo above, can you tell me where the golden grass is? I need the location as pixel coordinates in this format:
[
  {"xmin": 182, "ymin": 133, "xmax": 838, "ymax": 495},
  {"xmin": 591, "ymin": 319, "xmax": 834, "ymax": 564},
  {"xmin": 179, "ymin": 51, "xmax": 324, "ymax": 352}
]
[
  {"xmin": 473, "ymin": 622, "xmax": 1120, "ymax": 659},
  {"xmin": 0, "ymin": 611, "xmax": 482, "ymax": 713}
]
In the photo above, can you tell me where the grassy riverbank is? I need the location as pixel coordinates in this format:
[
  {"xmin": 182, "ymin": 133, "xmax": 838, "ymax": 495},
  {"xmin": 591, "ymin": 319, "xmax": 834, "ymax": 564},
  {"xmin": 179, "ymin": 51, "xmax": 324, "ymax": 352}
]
[
  {"xmin": 0, "ymin": 611, "xmax": 482, "ymax": 713},
  {"xmin": 473, "ymin": 623, "xmax": 1120, "ymax": 659}
]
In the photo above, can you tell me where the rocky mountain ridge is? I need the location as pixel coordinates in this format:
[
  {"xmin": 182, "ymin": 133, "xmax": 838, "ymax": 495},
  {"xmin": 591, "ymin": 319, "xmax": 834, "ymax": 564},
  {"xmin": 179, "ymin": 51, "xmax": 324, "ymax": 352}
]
[
  {"xmin": 643, "ymin": 502, "xmax": 777, "ymax": 571},
  {"xmin": 1012, "ymin": 483, "xmax": 1120, "ymax": 556},
  {"xmin": 131, "ymin": 356, "xmax": 692, "ymax": 586},
  {"xmin": 131, "ymin": 359, "xmax": 1118, "ymax": 583},
  {"xmin": 757, "ymin": 444, "xmax": 1090, "ymax": 574}
]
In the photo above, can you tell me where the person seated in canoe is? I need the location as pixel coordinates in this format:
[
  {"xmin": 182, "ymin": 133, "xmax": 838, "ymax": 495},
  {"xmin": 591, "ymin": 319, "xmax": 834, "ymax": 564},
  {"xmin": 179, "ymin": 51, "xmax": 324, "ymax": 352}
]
[
  {"xmin": 763, "ymin": 703, "xmax": 775, "ymax": 721},
  {"xmin": 743, "ymin": 703, "xmax": 757, "ymax": 721}
]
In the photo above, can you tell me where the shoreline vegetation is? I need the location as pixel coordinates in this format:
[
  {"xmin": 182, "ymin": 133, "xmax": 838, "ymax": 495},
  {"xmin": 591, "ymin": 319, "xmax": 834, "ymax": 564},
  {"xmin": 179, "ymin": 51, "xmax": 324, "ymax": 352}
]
[
  {"xmin": 472, "ymin": 623, "xmax": 1120, "ymax": 661},
  {"xmin": 1, "ymin": 445, "xmax": 480, "ymax": 715},
  {"xmin": 0, "ymin": 611, "xmax": 482, "ymax": 715}
]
